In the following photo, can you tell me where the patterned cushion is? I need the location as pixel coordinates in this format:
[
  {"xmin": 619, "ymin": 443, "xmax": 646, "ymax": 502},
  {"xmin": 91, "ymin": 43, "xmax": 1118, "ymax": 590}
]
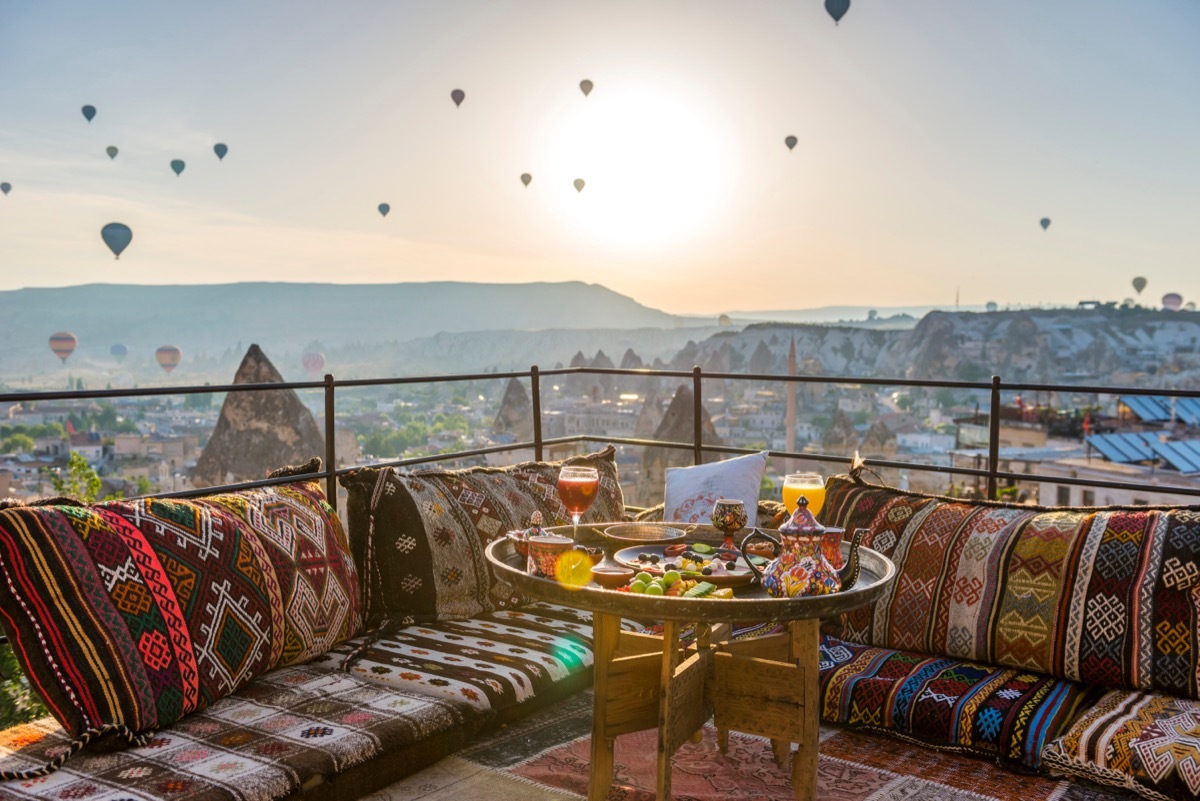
[
  {"xmin": 662, "ymin": 451, "xmax": 768, "ymax": 525},
  {"xmin": 819, "ymin": 634, "xmax": 1092, "ymax": 772},
  {"xmin": 820, "ymin": 475, "xmax": 1200, "ymax": 699},
  {"xmin": 0, "ymin": 663, "xmax": 469, "ymax": 801},
  {"xmin": 327, "ymin": 602, "xmax": 639, "ymax": 719},
  {"xmin": 0, "ymin": 479, "xmax": 361, "ymax": 748},
  {"xmin": 1043, "ymin": 690, "xmax": 1200, "ymax": 801},
  {"xmin": 339, "ymin": 446, "xmax": 625, "ymax": 625}
]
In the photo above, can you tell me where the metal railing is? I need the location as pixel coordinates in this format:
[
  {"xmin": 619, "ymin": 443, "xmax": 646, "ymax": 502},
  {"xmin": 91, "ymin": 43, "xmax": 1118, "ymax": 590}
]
[{"xmin": 4, "ymin": 366, "xmax": 1200, "ymax": 509}]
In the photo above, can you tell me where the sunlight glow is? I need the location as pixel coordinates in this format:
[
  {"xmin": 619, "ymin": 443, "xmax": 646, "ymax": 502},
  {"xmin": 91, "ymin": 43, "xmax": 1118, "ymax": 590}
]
[{"xmin": 540, "ymin": 84, "xmax": 732, "ymax": 252}]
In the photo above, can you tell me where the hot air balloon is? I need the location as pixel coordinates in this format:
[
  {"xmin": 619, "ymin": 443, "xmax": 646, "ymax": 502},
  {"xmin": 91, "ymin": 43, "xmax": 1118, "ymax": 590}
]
[
  {"xmin": 520, "ymin": 173, "xmax": 532, "ymax": 187},
  {"xmin": 1163, "ymin": 293, "xmax": 1184, "ymax": 312},
  {"xmin": 302, "ymin": 350, "xmax": 325, "ymax": 374},
  {"xmin": 1040, "ymin": 218, "xmax": 1051, "ymax": 230},
  {"xmin": 49, "ymin": 332, "xmax": 78, "ymax": 364},
  {"xmin": 579, "ymin": 79, "xmax": 593, "ymax": 97},
  {"xmin": 213, "ymin": 143, "xmax": 228, "ymax": 160},
  {"xmin": 451, "ymin": 89, "xmax": 465, "ymax": 107},
  {"xmin": 573, "ymin": 178, "xmax": 585, "ymax": 193},
  {"xmin": 110, "ymin": 343, "xmax": 128, "ymax": 363},
  {"xmin": 106, "ymin": 146, "xmax": 118, "ymax": 159},
  {"xmin": 785, "ymin": 135, "xmax": 797, "ymax": 151},
  {"xmin": 0, "ymin": 183, "xmax": 9, "ymax": 195},
  {"xmin": 101, "ymin": 223, "xmax": 132, "ymax": 259},
  {"xmin": 81, "ymin": 105, "xmax": 96, "ymax": 122},
  {"xmin": 825, "ymin": 0, "xmax": 850, "ymax": 24},
  {"xmin": 378, "ymin": 203, "xmax": 390, "ymax": 217},
  {"xmin": 170, "ymin": 159, "xmax": 185, "ymax": 176},
  {"xmin": 1132, "ymin": 276, "xmax": 1147, "ymax": 295},
  {"xmin": 156, "ymin": 345, "xmax": 182, "ymax": 373}
]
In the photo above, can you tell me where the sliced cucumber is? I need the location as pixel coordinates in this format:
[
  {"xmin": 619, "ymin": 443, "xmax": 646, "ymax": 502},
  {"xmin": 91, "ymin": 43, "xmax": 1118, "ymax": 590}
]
[
  {"xmin": 684, "ymin": 581, "xmax": 717, "ymax": 598},
  {"xmin": 691, "ymin": 543, "xmax": 714, "ymax": 554}
]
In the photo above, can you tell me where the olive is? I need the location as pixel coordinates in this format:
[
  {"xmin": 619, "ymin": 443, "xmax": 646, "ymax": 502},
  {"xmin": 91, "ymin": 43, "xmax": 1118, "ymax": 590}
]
[
  {"xmin": 702, "ymin": 566, "xmax": 713, "ymax": 576},
  {"xmin": 664, "ymin": 562, "xmax": 678, "ymax": 571},
  {"xmin": 639, "ymin": 553, "xmax": 650, "ymax": 561},
  {"xmin": 649, "ymin": 554, "xmax": 660, "ymax": 564}
]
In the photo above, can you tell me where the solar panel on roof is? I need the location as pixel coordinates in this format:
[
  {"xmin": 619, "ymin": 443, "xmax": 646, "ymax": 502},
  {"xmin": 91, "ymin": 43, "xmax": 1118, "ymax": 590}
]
[
  {"xmin": 1151, "ymin": 440, "xmax": 1200, "ymax": 475},
  {"xmin": 1120, "ymin": 395, "xmax": 1172, "ymax": 422},
  {"xmin": 1087, "ymin": 432, "xmax": 1159, "ymax": 463},
  {"xmin": 1176, "ymin": 398, "xmax": 1200, "ymax": 426}
]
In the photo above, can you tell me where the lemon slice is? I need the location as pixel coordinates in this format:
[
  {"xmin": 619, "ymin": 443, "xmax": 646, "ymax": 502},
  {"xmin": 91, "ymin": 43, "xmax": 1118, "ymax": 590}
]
[{"xmin": 555, "ymin": 550, "xmax": 594, "ymax": 589}]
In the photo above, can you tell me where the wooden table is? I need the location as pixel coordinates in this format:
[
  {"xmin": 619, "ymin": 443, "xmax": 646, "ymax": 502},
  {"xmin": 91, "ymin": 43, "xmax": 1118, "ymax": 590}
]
[{"xmin": 485, "ymin": 524, "xmax": 895, "ymax": 801}]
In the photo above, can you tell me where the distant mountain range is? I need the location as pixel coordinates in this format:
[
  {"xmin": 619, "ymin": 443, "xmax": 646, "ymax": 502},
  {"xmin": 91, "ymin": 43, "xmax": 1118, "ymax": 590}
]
[
  {"xmin": 3, "ymin": 282, "xmax": 1194, "ymax": 391},
  {"xmin": 0, "ymin": 281, "xmax": 682, "ymax": 380}
]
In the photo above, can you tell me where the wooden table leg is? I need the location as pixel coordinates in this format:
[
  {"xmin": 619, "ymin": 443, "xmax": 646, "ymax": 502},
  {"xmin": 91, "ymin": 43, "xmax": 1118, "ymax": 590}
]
[
  {"xmin": 790, "ymin": 618, "xmax": 820, "ymax": 801},
  {"xmin": 590, "ymin": 612, "xmax": 621, "ymax": 801},
  {"xmin": 655, "ymin": 620, "xmax": 682, "ymax": 800}
]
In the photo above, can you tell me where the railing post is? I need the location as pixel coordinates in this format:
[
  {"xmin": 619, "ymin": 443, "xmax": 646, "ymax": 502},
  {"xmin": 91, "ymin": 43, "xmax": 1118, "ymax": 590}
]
[
  {"xmin": 531, "ymin": 365, "xmax": 543, "ymax": 462},
  {"xmin": 324, "ymin": 373, "xmax": 337, "ymax": 512},
  {"xmin": 987, "ymin": 375, "xmax": 1001, "ymax": 500},
  {"xmin": 693, "ymin": 366, "xmax": 703, "ymax": 465}
]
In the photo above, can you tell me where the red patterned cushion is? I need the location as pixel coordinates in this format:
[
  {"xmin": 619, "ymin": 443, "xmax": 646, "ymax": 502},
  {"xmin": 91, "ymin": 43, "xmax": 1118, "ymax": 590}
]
[
  {"xmin": 819, "ymin": 634, "xmax": 1092, "ymax": 772},
  {"xmin": 0, "ymin": 479, "xmax": 361, "ymax": 747},
  {"xmin": 821, "ymin": 475, "xmax": 1200, "ymax": 699},
  {"xmin": 340, "ymin": 446, "xmax": 625, "ymax": 625}
]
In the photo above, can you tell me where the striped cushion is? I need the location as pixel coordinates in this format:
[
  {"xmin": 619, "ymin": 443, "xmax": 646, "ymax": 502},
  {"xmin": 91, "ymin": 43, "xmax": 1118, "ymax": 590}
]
[
  {"xmin": 1043, "ymin": 690, "xmax": 1200, "ymax": 801},
  {"xmin": 0, "ymin": 663, "xmax": 467, "ymax": 801},
  {"xmin": 327, "ymin": 603, "xmax": 636, "ymax": 718},
  {"xmin": 0, "ymin": 480, "xmax": 361, "ymax": 747},
  {"xmin": 819, "ymin": 634, "xmax": 1092, "ymax": 771},
  {"xmin": 821, "ymin": 476, "xmax": 1200, "ymax": 699}
]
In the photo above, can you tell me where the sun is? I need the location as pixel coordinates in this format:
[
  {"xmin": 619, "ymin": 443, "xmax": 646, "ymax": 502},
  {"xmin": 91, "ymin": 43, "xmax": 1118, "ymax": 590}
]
[{"xmin": 539, "ymin": 84, "xmax": 732, "ymax": 253}]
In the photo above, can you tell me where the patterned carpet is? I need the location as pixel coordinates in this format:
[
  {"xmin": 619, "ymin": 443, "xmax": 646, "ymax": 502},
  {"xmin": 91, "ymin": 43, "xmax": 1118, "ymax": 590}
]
[{"xmin": 365, "ymin": 692, "xmax": 1137, "ymax": 801}]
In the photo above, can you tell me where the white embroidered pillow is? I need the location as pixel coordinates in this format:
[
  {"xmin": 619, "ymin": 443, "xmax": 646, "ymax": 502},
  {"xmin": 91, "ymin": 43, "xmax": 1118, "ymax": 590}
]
[{"xmin": 663, "ymin": 451, "xmax": 768, "ymax": 525}]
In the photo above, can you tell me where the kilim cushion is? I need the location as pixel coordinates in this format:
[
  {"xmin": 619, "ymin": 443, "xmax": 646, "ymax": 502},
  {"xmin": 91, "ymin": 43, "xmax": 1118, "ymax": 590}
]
[
  {"xmin": 820, "ymin": 474, "xmax": 1200, "ymax": 700},
  {"xmin": 0, "ymin": 477, "xmax": 361, "ymax": 754},
  {"xmin": 0, "ymin": 663, "xmax": 470, "ymax": 801},
  {"xmin": 818, "ymin": 634, "xmax": 1093, "ymax": 772},
  {"xmin": 1043, "ymin": 689, "xmax": 1200, "ymax": 801},
  {"xmin": 339, "ymin": 446, "xmax": 624, "ymax": 626}
]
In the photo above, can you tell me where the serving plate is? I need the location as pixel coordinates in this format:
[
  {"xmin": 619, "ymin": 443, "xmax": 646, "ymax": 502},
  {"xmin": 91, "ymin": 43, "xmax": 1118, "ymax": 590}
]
[
  {"xmin": 613, "ymin": 545, "xmax": 756, "ymax": 588},
  {"xmin": 602, "ymin": 523, "xmax": 686, "ymax": 545}
]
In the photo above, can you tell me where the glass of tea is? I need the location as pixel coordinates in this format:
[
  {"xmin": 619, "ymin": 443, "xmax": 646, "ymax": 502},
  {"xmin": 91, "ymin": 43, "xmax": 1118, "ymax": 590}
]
[
  {"xmin": 782, "ymin": 472, "xmax": 825, "ymax": 516},
  {"xmin": 557, "ymin": 465, "xmax": 600, "ymax": 542}
]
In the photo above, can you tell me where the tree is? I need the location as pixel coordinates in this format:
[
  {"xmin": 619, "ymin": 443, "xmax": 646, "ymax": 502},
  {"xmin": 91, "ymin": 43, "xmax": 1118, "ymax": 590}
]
[
  {"xmin": 0, "ymin": 433, "xmax": 35, "ymax": 453},
  {"xmin": 46, "ymin": 452, "xmax": 102, "ymax": 502}
]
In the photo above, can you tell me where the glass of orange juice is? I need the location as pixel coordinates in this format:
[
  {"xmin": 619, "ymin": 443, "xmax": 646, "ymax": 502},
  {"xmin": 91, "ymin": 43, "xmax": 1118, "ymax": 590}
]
[{"xmin": 782, "ymin": 472, "xmax": 825, "ymax": 516}]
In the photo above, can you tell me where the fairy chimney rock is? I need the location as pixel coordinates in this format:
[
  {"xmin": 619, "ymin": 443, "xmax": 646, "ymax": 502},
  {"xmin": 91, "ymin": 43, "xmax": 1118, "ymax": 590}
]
[
  {"xmin": 492, "ymin": 377, "xmax": 532, "ymax": 440},
  {"xmin": 193, "ymin": 345, "xmax": 325, "ymax": 487},
  {"xmin": 636, "ymin": 385, "xmax": 722, "ymax": 506}
]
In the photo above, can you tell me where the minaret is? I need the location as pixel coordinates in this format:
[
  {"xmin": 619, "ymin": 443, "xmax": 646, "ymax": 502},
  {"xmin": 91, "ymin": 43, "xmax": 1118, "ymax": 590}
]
[{"xmin": 786, "ymin": 336, "xmax": 797, "ymax": 460}]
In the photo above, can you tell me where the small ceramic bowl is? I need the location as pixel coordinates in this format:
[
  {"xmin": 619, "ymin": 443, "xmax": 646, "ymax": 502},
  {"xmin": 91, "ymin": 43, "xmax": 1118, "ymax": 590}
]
[{"xmin": 590, "ymin": 565, "xmax": 635, "ymax": 589}]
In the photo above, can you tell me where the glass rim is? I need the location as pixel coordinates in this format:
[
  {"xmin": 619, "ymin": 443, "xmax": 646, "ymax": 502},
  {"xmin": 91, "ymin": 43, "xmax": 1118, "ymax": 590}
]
[
  {"xmin": 559, "ymin": 465, "xmax": 599, "ymax": 476},
  {"xmin": 783, "ymin": 472, "xmax": 823, "ymax": 480}
]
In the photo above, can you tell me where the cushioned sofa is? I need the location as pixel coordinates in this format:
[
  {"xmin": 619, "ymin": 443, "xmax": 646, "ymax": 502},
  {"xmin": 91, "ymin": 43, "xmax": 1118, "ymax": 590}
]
[
  {"xmin": 817, "ymin": 472, "xmax": 1200, "ymax": 801},
  {"xmin": 0, "ymin": 450, "xmax": 637, "ymax": 801},
  {"xmin": 1, "ymin": 452, "xmax": 1196, "ymax": 801}
]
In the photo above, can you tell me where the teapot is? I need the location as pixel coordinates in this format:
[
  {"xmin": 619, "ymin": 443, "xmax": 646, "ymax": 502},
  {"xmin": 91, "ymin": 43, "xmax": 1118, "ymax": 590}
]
[{"xmin": 739, "ymin": 497, "xmax": 864, "ymax": 598}]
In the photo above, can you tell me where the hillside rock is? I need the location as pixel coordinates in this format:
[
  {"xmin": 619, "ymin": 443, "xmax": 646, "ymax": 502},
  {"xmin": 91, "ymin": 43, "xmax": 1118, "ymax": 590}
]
[
  {"xmin": 822, "ymin": 409, "xmax": 859, "ymax": 454},
  {"xmin": 193, "ymin": 345, "xmax": 325, "ymax": 488},
  {"xmin": 636, "ymin": 385, "xmax": 722, "ymax": 504},
  {"xmin": 492, "ymin": 378, "xmax": 532, "ymax": 440}
]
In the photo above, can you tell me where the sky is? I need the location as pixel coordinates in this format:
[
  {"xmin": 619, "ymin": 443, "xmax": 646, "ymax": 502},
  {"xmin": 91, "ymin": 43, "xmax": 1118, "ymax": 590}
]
[{"xmin": 1, "ymin": 0, "xmax": 1198, "ymax": 315}]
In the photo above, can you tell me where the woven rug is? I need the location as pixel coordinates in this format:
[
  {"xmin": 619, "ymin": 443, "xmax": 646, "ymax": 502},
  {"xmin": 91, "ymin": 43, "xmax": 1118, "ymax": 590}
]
[{"xmin": 367, "ymin": 692, "xmax": 1134, "ymax": 801}]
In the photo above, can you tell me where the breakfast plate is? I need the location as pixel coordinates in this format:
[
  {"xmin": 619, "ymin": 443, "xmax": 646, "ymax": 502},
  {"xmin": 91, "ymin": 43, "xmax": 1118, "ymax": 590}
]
[{"xmin": 613, "ymin": 544, "xmax": 756, "ymax": 588}]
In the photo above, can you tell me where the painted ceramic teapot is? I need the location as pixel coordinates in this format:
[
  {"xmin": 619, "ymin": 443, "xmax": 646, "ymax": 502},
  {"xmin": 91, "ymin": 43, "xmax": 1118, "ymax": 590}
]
[{"xmin": 740, "ymin": 497, "xmax": 864, "ymax": 598}]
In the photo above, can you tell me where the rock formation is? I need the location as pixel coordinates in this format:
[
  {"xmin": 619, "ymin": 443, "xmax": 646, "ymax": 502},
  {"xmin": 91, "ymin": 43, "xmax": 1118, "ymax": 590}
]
[
  {"xmin": 193, "ymin": 345, "xmax": 326, "ymax": 488},
  {"xmin": 492, "ymin": 377, "xmax": 532, "ymax": 440},
  {"xmin": 822, "ymin": 409, "xmax": 859, "ymax": 455},
  {"xmin": 636, "ymin": 385, "xmax": 722, "ymax": 506}
]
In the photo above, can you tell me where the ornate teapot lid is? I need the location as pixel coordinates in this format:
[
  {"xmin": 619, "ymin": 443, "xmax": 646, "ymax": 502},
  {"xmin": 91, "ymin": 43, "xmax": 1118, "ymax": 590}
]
[
  {"xmin": 522, "ymin": 510, "xmax": 545, "ymax": 537},
  {"xmin": 780, "ymin": 496, "xmax": 837, "ymax": 534}
]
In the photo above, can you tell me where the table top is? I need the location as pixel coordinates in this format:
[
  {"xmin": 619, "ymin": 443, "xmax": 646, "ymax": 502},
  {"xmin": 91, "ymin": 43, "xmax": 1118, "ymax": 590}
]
[{"xmin": 485, "ymin": 532, "xmax": 896, "ymax": 624}]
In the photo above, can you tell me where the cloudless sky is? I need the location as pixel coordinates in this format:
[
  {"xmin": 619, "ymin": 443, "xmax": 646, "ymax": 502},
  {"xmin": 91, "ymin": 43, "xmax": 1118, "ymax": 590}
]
[{"xmin": 1, "ymin": 0, "xmax": 1198, "ymax": 314}]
